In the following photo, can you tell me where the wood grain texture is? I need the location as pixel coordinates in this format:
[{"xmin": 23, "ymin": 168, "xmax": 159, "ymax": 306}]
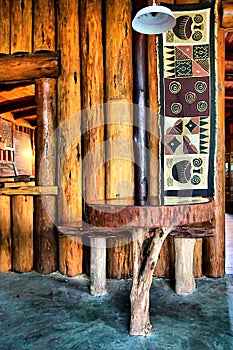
[
  {"xmin": 203, "ymin": 28, "xmax": 225, "ymax": 277},
  {"xmin": 222, "ymin": 0, "xmax": 233, "ymax": 28},
  {"xmin": 33, "ymin": 0, "xmax": 56, "ymax": 51},
  {"xmin": 0, "ymin": 52, "xmax": 60, "ymax": 83},
  {"xmin": 56, "ymin": 0, "xmax": 82, "ymax": 224},
  {"xmin": 10, "ymin": 0, "xmax": 32, "ymax": 53},
  {"xmin": 0, "ymin": 195, "xmax": 11, "ymax": 272},
  {"xmin": 0, "ymin": 0, "xmax": 10, "ymax": 54},
  {"xmin": 34, "ymin": 78, "xmax": 57, "ymax": 274},
  {"xmin": 12, "ymin": 195, "xmax": 33, "ymax": 272}
]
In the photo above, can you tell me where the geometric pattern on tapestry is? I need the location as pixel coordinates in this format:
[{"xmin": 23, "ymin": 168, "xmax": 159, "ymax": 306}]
[{"xmin": 158, "ymin": 3, "xmax": 216, "ymax": 199}]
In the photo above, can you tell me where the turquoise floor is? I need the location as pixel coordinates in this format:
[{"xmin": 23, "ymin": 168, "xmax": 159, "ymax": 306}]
[{"xmin": 1, "ymin": 272, "xmax": 233, "ymax": 350}]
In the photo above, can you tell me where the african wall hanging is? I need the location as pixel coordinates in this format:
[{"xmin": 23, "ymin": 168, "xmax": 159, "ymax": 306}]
[{"xmin": 157, "ymin": 2, "xmax": 217, "ymax": 203}]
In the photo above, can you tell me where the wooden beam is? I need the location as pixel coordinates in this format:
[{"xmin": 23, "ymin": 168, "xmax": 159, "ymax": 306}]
[
  {"xmin": 0, "ymin": 52, "xmax": 60, "ymax": 83},
  {"xmin": 0, "ymin": 95, "xmax": 35, "ymax": 114},
  {"xmin": 0, "ymin": 186, "xmax": 58, "ymax": 195},
  {"xmin": 13, "ymin": 107, "xmax": 37, "ymax": 120}
]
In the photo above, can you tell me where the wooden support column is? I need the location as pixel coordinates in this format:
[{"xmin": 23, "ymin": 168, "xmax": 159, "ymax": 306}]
[
  {"xmin": 10, "ymin": 0, "xmax": 32, "ymax": 54},
  {"xmin": 80, "ymin": 0, "xmax": 105, "ymax": 277},
  {"xmin": 90, "ymin": 237, "xmax": 107, "ymax": 296},
  {"xmin": 174, "ymin": 238, "xmax": 196, "ymax": 295},
  {"xmin": 12, "ymin": 195, "xmax": 33, "ymax": 272},
  {"xmin": 105, "ymin": 0, "xmax": 134, "ymax": 279},
  {"xmin": 0, "ymin": 0, "xmax": 10, "ymax": 54},
  {"xmin": 56, "ymin": 0, "xmax": 82, "ymax": 275},
  {"xmin": 0, "ymin": 195, "xmax": 11, "ymax": 272},
  {"xmin": 203, "ymin": 28, "xmax": 225, "ymax": 277},
  {"xmin": 34, "ymin": 78, "xmax": 57, "ymax": 274}
]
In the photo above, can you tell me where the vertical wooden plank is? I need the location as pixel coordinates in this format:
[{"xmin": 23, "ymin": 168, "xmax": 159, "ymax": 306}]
[
  {"xmin": 10, "ymin": 0, "xmax": 33, "ymax": 53},
  {"xmin": 193, "ymin": 238, "xmax": 203, "ymax": 277},
  {"xmin": 56, "ymin": 0, "xmax": 82, "ymax": 224},
  {"xmin": 203, "ymin": 27, "xmax": 225, "ymax": 277},
  {"xmin": 0, "ymin": 0, "xmax": 10, "ymax": 54},
  {"xmin": 79, "ymin": 0, "xmax": 105, "ymax": 276},
  {"xmin": 33, "ymin": 0, "xmax": 56, "ymax": 52},
  {"xmin": 34, "ymin": 78, "xmax": 57, "ymax": 274},
  {"xmin": 12, "ymin": 195, "xmax": 33, "ymax": 272},
  {"xmin": 0, "ymin": 195, "xmax": 11, "ymax": 272},
  {"xmin": 105, "ymin": 0, "xmax": 134, "ymax": 278},
  {"xmin": 58, "ymin": 235, "xmax": 83, "ymax": 276}
]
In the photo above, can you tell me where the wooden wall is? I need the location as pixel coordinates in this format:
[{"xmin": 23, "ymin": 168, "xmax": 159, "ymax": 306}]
[{"xmin": 0, "ymin": 0, "xmax": 225, "ymax": 278}]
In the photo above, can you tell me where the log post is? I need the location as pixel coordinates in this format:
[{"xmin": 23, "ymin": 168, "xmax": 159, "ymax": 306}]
[
  {"xmin": 80, "ymin": 0, "xmax": 105, "ymax": 277},
  {"xmin": 105, "ymin": 0, "xmax": 134, "ymax": 279},
  {"xmin": 90, "ymin": 237, "xmax": 107, "ymax": 296},
  {"xmin": 12, "ymin": 195, "xmax": 33, "ymax": 272},
  {"xmin": 10, "ymin": 0, "xmax": 32, "ymax": 53},
  {"xmin": 33, "ymin": 0, "xmax": 56, "ymax": 52},
  {"xmin": 203, "ymin": 28, "xmax": 225, "ymax": 277},
  {"xmin": 34, "ymin": 78, "xmax": 57, "ymax": 274},
  {"xmin": 174, "ymin": 238, "xmax": 196, "ymax": 295},
  {"xmin": 56, "ymin": 0, "xmax": 82, "ymax": 275},
  {"xmin": 0, "ymin": 1, "xmax": 10, "ymax": 54},
  {"xmin": 129, "ymin": 227, "xmax": 174, "ymax": 336},
  {"xmin": 0, "ymin": 195, "xmax": 11, "ymax": 272}
]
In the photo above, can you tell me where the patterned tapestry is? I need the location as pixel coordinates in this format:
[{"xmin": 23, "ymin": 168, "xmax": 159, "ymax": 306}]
[{"xmin": 158, "ymin": 2, "xmax": 216, "ymax": 202}]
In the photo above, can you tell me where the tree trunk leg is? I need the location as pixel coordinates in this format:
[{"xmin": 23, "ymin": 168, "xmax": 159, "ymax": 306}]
[
  {"xmin": 90, "ymin": 237, "xmax": 107, "ymax": 296},
  {"xmin": 129, "ymin": 227, "xmax": 173, "ymax": 336},
  {"xmin": 174, "ymin": 238, "xmax": 196, "ymax": 295}
]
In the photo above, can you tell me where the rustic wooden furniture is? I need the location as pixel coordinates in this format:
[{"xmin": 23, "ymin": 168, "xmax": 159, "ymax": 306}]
[{"xmin": 58, "ymin": 196, "xmax": 215, "ymax": 336}]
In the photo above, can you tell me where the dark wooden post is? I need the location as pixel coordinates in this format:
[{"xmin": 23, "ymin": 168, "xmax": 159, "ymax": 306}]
[
  {"xmin": 34, "ymin": 78, "xmax": 57, "ymax": 274},
  {"xmin": 133, "ymin": 0, "xmax": 148, "ymax": 206}
]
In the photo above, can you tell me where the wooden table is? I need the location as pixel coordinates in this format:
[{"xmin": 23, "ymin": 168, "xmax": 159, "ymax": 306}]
[{"xmin": 58, "ymin": 197, "xmax": 215, "ymax": 336}]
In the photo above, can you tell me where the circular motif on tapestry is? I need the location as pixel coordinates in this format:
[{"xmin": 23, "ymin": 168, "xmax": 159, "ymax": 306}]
[
  {"xmin": 185, "ymin": 91, "xmax": 197, "ymax": 104},
  {"xmin": 193, "ymin": 158, "xmax": 203, "ymax": 167},
  {"xmin": 191, "ymin": 175, "xmax": 201, "ymax": 185},
  {"xmin": 194, "ymin": 14, "xmax": 203, "ymax": 24},
  {"xmin": 194, "ymin": 81, "xmax": 207, "ymax": 93},
  {"xmin": 171, "ymin": 103, "xmax": 182, "ymax": 114},
  {"xmin": 192, "ymin": 31, "xmax": 203, "ymax": 41},
  {"xmin": 197, "ymin": 100, "xmax": 208, "ymax": 112},
  {"xmin": 169, "ymin": 81, "xmax": 182, "ymax": 94}
]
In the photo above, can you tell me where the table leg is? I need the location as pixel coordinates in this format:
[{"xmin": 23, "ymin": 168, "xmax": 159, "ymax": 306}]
[
  {"xmin": 90, "ymin": 237, "xmax": 107, "ymax": 296},
  {"xmin": 174, "ymin": 238, "xmax": 196, "ymax": 295}
]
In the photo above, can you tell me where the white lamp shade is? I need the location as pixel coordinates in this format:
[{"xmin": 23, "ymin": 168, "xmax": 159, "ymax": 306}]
[{"xmin": 132, "ymin": 4, "xmax": 176, "ymax": 35}]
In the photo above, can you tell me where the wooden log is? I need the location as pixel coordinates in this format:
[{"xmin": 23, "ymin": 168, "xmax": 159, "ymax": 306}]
[
  {"xmin": 154, "ymin": 238, "xmax": 174, "ymax": 278},
  {"xmin": 58, "ymin": 235, "xmax": 83, "ymax": 277},
  {"xmin": 12, "ymin": 195, "xmax": 33, "ymax": 272},
  {"xmin": 33, "ymin": 0, "xmax": 56, "ymax": 52},
  {"xmin": 203, "ymin": 28, "xmax": 225, "ymax": 277},
  {"xmin": 222, "ymin": 0, "xmax": 233, "ymax": 28},
  {"xmin": 107, "ymin": 236, "xmax": 133, "ymax": 279},
  {"xmin": 34, "ymin": 78, "xmax": 57, "ymax": 274},
  {"xmin": 174, "ymin": 238, "xmax": 196, "ymax": 295},
  {"xmin": 105, "ymin": 0, "xmax": 134, "ymax": 279},
  {"xmin": 80, "ymin": 0, "xmax": 105, "ymax": 203},
  {"xmin": 85, "ymin": 198, "xmax": 215, "ymax": 228},
  {"xmin": 56, "ymin": 0, "xmax": 82, "ymax": 223},
  {"xmin": 0, "ymin": 52, "xmax": 60, "ymax": 83},
  {"xmin": 80, "ymin": 0, "xmax": 105, "ymax": 275},
  {"xmin": 193, "ymin": 239, "xmax": 202, "ymax": 278},
  {"xmin": 0, "ymin": 195, "xmax": 11, "ymax": 272},
  {"xmin": 0, "ymin": 0, "xmax": 10, "ymax": 54},
  {"xmin": 90, "ymin": 237, "xmax": 107, "ymax": 296},
  {"xmin": 10, "ymin": 0, "xmax": 32, "ymax": 53},
  {"xmin": 129, "ymin": 227, "xmax": 174, "ymax": 336},
  {"xmin": 0, "ymin": 186, "xmax": 58, "ymax": 195}
]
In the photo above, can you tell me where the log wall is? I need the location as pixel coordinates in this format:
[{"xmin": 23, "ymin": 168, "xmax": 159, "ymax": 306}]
[{"xmin": 0, "ymin": 0, "xmax": 225, "ymax": 279}]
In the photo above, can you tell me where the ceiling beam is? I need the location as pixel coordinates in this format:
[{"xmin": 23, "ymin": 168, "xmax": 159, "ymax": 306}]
[
  {"xmin": 0, "ymin": 95, "xmax": 35, "ymax": 114},
  {"xmin": 13, "ymin": 107, "xmax": 37, "ymax": 120}
]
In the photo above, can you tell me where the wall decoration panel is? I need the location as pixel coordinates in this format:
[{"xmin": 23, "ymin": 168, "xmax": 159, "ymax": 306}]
[{"xmin": 158, "ymin": 2, "xmax": 216, "ymax": 202}]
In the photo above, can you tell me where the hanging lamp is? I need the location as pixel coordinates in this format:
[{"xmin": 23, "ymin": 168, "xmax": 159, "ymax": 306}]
[{"xmin": 132, "ymin": 0, "xmax": 176, "ymax": 35}]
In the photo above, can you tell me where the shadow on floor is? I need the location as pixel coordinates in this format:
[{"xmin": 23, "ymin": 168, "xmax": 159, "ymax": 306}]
[{"xmin": 0, "ymin": 271, "xmax": 233, "ymax": 350}]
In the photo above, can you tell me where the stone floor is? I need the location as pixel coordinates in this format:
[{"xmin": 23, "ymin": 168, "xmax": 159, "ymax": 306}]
[{"xmin": 1, "ymin": 271, "xmax": 233, "ymax": 350}]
